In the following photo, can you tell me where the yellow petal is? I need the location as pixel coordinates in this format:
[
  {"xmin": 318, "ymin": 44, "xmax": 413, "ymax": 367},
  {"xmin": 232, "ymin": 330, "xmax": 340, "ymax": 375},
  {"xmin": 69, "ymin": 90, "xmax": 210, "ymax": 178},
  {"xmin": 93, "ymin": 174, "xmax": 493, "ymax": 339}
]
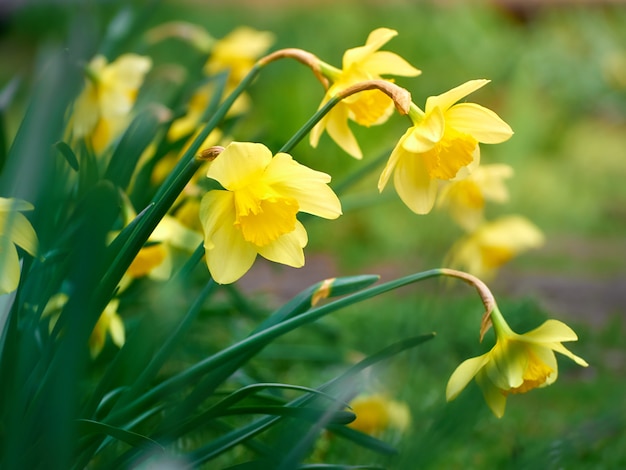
[
  {"xmin": 257, "ymin": 221, "xmax": 307, "ymax": 268},
  {"xmin": 445, "ymin": 103, "xmax": 513, "ymax": 144},
  {"xmin": 487, "ymin": 341, "xmax": 526, "ymax": 390},
  {"xmin": 6, "ymin": 212, "xmax": 38, "ymax": 256},
  {"xmin": 402, "ymin": 108, "xmax": 445, "ymax": 153},
  {"xmin": 342, "ymin": 28, "xmax": 398, "ymax": 69},
  {"xmin": 476, "ymin": 371, "xmax": 507, "ymax": 418},
  {"xmin": 207, "ymin": 142, "xmax": 272, "ymax": 190},
  {"xmin": 0, "ymin": 241, "xmax": 20, "ymax": 295},
  {"xmin": 0, "ymin": 198, "xmax": 33, "ymax": 211},
  {"xmin": 446, "ymin": 354, "xmax": 489, "ymax": 401},
  {"xmin": 152, "ymin": 215, "xmax": 203, "ymax": 251},
  {"xmin": 325, "ymin": 104, "xmax": 363, "ymax": 159},
  {"xmin": 360, "ymin": 51, "xmax": 421, "ymax": 77},
  {"xmin": 521, "ymin": 319, "xmax": 580, "ymax": 343},
  {"xmin": 264, "ymin": 153, "xmax": 342, "ymax": 219},
  {"xmin": 378, "ymin": 129, "xmax": 410, "ymax": 192},
  {"xmin": 392, "ymin": 147, "xmax": 438, "ymax": 214},
  {"xmin": 425, "ymin": 79, "xmax": 490, "ymax": 114},
  {"xmin": 200, "ymin": 191, "xmax": 256, "ymax": 284},
  {"xmin": 548, "ymin": 342, "xmax": 589, "ymax": 367}
]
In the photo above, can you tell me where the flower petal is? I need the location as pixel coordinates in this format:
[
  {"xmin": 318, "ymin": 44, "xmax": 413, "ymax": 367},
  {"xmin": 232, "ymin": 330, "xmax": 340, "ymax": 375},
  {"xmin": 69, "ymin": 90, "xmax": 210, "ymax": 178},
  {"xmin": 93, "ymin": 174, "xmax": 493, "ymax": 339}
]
[
  {"xmin": 445, "ymin": 103, "xmax": 513, "ymax": 144},
  {"xmin": 342, "ymin": 28, "xmax": 397, "ymax": 69},
  {"xmin": 360, "ymin": 51, "xmax": 421, "ymax": 77},
  {"xmin": 476, "ymin": 371, "xmax": 507, "ymax": 418},
  {"xmin": 0, "ymin": 241, "xmax": 20, "ymax": 295},
  {"xmin": 549, "ymin": 342, "xmax": 589, "ymax": 367},
  {"xmin": 257, "ymin": 221, "xmax": 307, "ymax": 268},
  {"xmin": 200, "ymin": 190, "xmax": 256, "ymax": 284},
  {"xmin": 5, "ymin": 212, "xmax": 38, "ymax": 256},
  {"xmin": 392, "ymin": 147, "xmax": 438, "ymax": 214},
  {"xmin": 207, "ymin": 142, "xmax": 272, "ymax": 190},
  {"xmin": 446, "ymin": 353, "xmax": 489, "ymax": 401},
  {"xmin": 521, "ymin": 319, "xmax": 580, "ymax": 343},
  {"xmin": 325, "ymin": 104, "xmax": 363, "ymax": 159},
  {"xmin": 425, "ymin": 79, "xmax": 490, "ymax": 114},
  {"xmin": 264, "ymin": 153, "xmax": 342, "ymax": 219},
  {"xmin": 402, "ymin": 108, "xmax": 445, "ymax": 153}
]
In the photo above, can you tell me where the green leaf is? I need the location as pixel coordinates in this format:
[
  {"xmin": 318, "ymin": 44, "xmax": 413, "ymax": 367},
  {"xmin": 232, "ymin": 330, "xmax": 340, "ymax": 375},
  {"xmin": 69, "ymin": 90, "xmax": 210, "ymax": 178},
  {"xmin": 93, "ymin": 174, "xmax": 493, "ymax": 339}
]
[
  {"xmin": 54, "ymin": 141, "xmax": 80, "ymax": 171},
  {"xmin": 217, "ymin": 406, "xmax": 355, "ymax": 425},
  {"xmin": 76, "ymin": 419, "xmax": 164, "ymax": 454}
]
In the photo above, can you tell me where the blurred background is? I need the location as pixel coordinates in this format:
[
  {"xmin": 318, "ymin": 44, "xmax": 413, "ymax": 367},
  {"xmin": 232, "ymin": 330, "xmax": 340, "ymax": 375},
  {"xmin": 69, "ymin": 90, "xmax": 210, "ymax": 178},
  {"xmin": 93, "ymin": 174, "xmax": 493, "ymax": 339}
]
[{"xmin": 1, "ymin": 0, "xmax": 625, "ymax": 467}]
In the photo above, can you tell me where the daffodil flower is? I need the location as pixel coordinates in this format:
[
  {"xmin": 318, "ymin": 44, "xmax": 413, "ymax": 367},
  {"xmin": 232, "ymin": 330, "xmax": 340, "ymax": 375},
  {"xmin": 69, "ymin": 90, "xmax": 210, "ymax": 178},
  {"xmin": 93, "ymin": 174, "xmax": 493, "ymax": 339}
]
[
  {"xmin": 310, "ymin": 27, "xmax": 421, "ymax": 160},
  {"xmin": 0, "ymin": 197, "xmax": 38, "ymax": 295},
  {"xmin": 348, "ymin": 393, "xmax": 411, "ymax": 437},
  {"xmin": 378, "ymin": 79, "xmax": 513, "ymax": 214},
  {"xmin": 72, "ymin": 53, "xmax": 152, "ymax": 153},
  {"xmin": 437, "ymin": 163, "xmax": 514, "ymax": 231},
  {"xmin": 89, "ymin": 298, "xmax": 125, "ymax": 358},
  {"xmin": 445, "ymin": 215, "xmax": 544, "ymax": 280},
  {"xmin": 199, "ymin": 142, "xmax": 342, "ymax": 284},
  {"xmin": 447, "ymin": 304, "xmax": 588, "ymax": 418}
]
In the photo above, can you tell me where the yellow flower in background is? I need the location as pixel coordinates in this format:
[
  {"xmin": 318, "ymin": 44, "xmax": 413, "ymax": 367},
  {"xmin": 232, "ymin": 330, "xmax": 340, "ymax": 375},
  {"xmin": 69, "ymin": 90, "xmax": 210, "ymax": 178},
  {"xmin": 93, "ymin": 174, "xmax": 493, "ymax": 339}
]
[
  {"xmin": 445, "ymin": 215, "xmax": 544, "ymax": 280},
  {"xmin": 73, "ymin": 53, "xmax": 152, "ymax": 153},
  {"xmin": 203, "ymin": 26, "xmax": 275, "ymax": 86},
  {"xmin": 437, "ymin": 164, "xmax": 514, "ymax": 231},
  {"xmin": 89, "ymin": 299, "xmax": 125, "ymax": 358},
  {"xmin": 310, "ymin": 27, "xmax": 421, "ymax": 159},
  {"xmin": 446, "ymin": 305, "xmax": 588, "ymax": 418},
  {"xmin": 199, "ymin": 142, "xmax": 342, "ymax": 284},
  {"xmin": 378, "ymin": 80, "xmax": 513, "ymax": 214},
  {"xmin": 43, "ymin": 294, "xmax": 124, "ymax": 358},
  {"xmin": 348, "ymin": 394, "xmax": 411, "ymax": 436},
  {"xmin": 0, "ymin": 198, "xmax": 38, "ymax": 295}
]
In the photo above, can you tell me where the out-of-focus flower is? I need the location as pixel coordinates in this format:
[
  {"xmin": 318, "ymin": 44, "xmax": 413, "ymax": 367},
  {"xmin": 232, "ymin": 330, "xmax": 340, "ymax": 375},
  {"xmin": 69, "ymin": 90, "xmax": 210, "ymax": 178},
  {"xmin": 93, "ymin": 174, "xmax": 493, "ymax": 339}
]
[
  {"xmin": 203, "ymin": 26, "xmax": 275, "ymax": 86},
  {"xmin": 199, "ymin": 142, "xmax": 342, "ymax": 284},
  {"xmin": 310, "ymin": 28, "xmax": 420, "ymax": 160},
  {"xmin": 378, "ymin": 80, "xmax": 513, "ymax": 214},
  {"xmin": 43, "ymin": 293, "xmax": 124, "ymax": 358},
  {"xmin": 446, "ymin": 304, "xmax": 588, "ymax": 418},
  {"xmin": 444, "ymin": 215, "xmax": 544, "ymax": 280},
  {"xmin": 0, "ymin": 197, "xmax": 38, "ymax": 295},
  {"xmin": 89, "ymin": 299, "xmax": 125, "ymax": 358},
  {"xmin": 348, "ymin": 393, "xmax": 411, "ymax": 436},
  {"xmin": 437, "ymin": 164, "xmax": 514, "ymax": 231},
  {"xmin": 144, "ymin": 21, "xmax": 214, "ymax": 53},
  {"xmin": 72, "ymin": 53, "xmax": 152, "ymax": 153}
]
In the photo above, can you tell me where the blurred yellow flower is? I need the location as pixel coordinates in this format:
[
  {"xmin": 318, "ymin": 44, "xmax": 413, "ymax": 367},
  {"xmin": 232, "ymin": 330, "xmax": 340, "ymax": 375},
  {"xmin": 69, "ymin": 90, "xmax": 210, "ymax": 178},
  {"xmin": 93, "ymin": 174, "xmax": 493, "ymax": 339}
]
[
  {"xmin": 445, "ymin": 215, "xmax": 544, "ymax": 280},
  {"xmin": 203, "ymin": 26, "xmax": 275, "ymax": 86},
  {"xmin": 446, "ymin": 305, "xmax": 588, "ymax": 418},
  {"xmin": 378, "ymin": 80, "xmax": 513, "ymax": 214},
  {"xmin": 310, "ymin": 27, "xmax": 421, "ymax": 159},
  {"xmin": 89, "ymin": 299, "xmax": 125, "ymax": 358},
  {"xmin": 43, "ymin": 294, "xmax": 124, "ymax": 358},
  {"xmin": 437, "ymin": 164, "xmax": 514, "ymax": 231},
  {"xmin": 72, "ymin": 53, "xmax": 152, "ymax": 153},
  {"xmin": 348, "ymin": 394, "xmax": 411, "ymax": 436},
  {"xmin": 199, "ymin": 142, "xmax": 342, "ymax": 284},
  {"xmin": 0, "ymin": 197, "xmax": 38, "ymax": 295}
]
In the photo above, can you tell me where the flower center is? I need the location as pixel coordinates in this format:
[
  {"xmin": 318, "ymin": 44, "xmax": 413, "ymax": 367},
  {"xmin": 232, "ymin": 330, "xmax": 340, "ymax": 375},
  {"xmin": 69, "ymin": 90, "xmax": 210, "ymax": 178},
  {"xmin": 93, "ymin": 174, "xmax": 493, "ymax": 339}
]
[
  {"xmin": 234, "ymin": 187, "xmax": 299, "ymax": 247},
  {"xmin": 507, "ymin": 350, "xmax": 554, "ymax": 394},
  {"xmin": 422, "ymin": 128, "xmax": 477, "ymax": 180}
]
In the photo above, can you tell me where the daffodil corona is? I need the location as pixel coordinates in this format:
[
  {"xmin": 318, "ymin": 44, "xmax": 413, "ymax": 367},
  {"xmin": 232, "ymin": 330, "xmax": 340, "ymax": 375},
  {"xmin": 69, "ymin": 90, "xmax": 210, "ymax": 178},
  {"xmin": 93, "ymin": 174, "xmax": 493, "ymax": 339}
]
[
  {"xmin": 446, "ymin": 304, "xmax": 588, "ymax": 418},
  {"xmin": 310, "ymin": 27, "xmax": 421, "ymax": 159},
  {"xmin": 199, "ymin": 142, "xmax": 342, "ymax": 284},
  {"xmin": 378, "ymin": 80, "xmax": 513, "ymax": 214}
]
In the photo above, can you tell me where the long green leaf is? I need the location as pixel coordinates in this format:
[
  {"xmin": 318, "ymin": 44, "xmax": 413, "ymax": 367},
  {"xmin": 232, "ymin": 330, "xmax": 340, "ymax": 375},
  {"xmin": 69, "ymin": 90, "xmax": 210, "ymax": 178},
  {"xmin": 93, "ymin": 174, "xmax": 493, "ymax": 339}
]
[{"xmin": 77, "ymin": 419, "xmax": 164, "ymax": 454}]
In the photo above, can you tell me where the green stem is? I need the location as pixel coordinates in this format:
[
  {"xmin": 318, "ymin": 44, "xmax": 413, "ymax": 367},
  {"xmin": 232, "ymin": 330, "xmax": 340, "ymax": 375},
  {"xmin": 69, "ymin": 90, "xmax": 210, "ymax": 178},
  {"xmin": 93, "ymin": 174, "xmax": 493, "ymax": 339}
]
[{"xmin": 102, "ymin": 268, "xmax": 480, "ymax": 426}]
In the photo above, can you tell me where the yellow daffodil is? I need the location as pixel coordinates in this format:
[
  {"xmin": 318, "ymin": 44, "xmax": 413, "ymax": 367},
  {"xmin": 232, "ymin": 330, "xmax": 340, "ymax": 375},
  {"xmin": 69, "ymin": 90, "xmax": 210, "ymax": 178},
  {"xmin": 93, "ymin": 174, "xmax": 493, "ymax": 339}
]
[
  {"xmin": 378, "ymin": 80, "xmax": 513, "ymax": 214},
  {"xmin": 310, "ymin": 27, "xmax": 421, "ymax": 159},
  {"xmin": 199, "ymin": 142, "xmax": 342, "ymax": 284},
  {"xmin": 0, "ymin": 197, "xmax": 38, "ymax": 295},
  {"xmin": 43, "ymin": 293, "xmax": 124, "ymax": 358},
  {"xmin": 437, "ymin": 164, "xmax": 514, "ymax": 231},
  {"xmin": 348, "ymin": 394, "xmax": 411, "ymax": 437},
  {"xmin": 447, "ymin": 304, "xmax": 588, "ymax": 417},
  {"xmin": 89, "ymin": 298, "xmax": 125, "ymax": 358},
  {"xmin": 73, "ymin": 53, "xmax": 152, "ymax": 153},
  {"xmin": 445, "ymin": 215, "xmax": 544, "ymax": 280},
  {"xmin": 203, "ymin": 26, "xmax": 275, "ymax": 86}
]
